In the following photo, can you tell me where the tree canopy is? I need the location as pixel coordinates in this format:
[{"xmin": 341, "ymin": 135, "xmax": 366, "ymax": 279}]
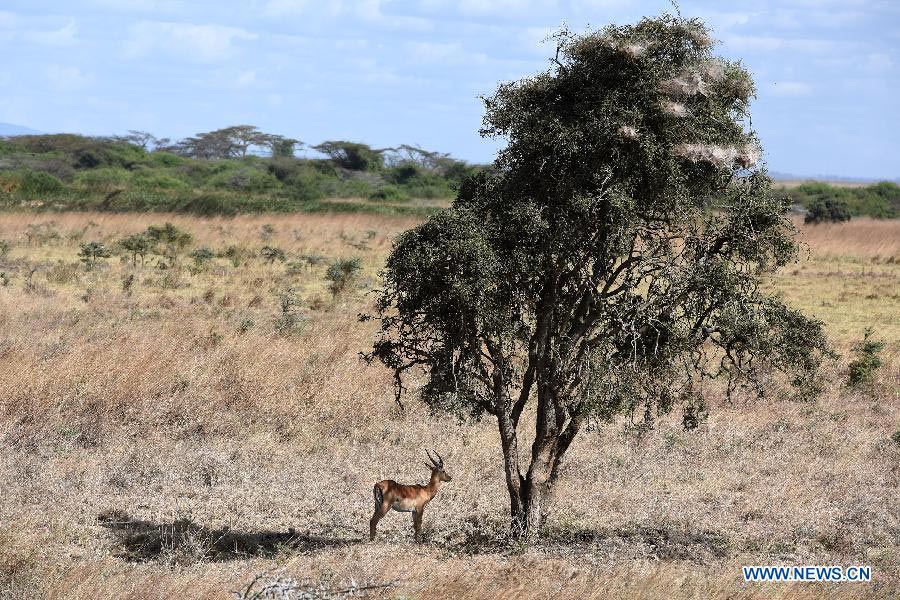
[{"xmin": 366, "ymin": 15, "xmax": 831, "ymax": 539}]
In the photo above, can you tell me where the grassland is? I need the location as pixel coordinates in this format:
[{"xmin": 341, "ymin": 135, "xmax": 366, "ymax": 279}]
[{"xmin": 0, "ymin": 212, "xmax": 898, "ymax": 599}]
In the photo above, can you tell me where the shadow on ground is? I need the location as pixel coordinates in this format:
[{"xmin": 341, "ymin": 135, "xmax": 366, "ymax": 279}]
[
  {"xmin": 98, "ymin": 509, "xmax": 361, "ymax": 563},
  {"xmin": 444, "ymin": 515, "xmax": 730, "ymax": 563}
]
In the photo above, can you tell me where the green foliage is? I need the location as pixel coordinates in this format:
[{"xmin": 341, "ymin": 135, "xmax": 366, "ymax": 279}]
[
  {"xmin": 78, "ymin": 241, "xmax": 111, "ymax": 270},
  {"xmin": 260, "ymin": 245, "xmax": 286, "ymax": 264},
  {"xmin": 189, "ymin": 246, "xmax": 215, "ymax": 268},
  {"xmin": 119, "ymin": 233, "xmax": 152, "ymax": 266},
  {"xmin": 148, "ymin": 152, "xmax": 187, "ymax": 167},
  {"xmin": 0, "ymin": 129, "xmax": 480, "ymax": 215},
  {"xmin": 785, "ymin": 181, "xmax": 900, "ymax": 219},
  {"xmin": 805, "ymin": 197, "xmax": 851, "ymax": 224},
  {"xmin": 146, "ymin": 222, "xmax": 193, "ymax": 264},
  {"xmin": 275, "ymin": 287, "xmax": 302, "ymax": 333},
  {"xmin": 0, "ymin": 170, "xmax": 66, "ymax": 196},
  {"xmin": 131, "ymin": 170, "xmax": 189, "ymax": 191},
  {"xmin": 219, "ymin": 245, "xmax": 248, "ymax": 267},
  {"xmin": 368, "ymin": 185, "xmax": 409, "ymax": 202},
  {"xmin": 325, "ymin": 257, "xmax": 362, "ymax": 296},
  {"xmin": 892, "ymin": 431, "xmax": 900, "ymax": 446},
  {"xmin": 0, "ymin": 239, "xmax": 10, "ymax": 259},
  {"xmin": 74, "ymin": 167, "xmax": 132, "ymax": 191},
  {"xmin": 207, "ymin": 165, "xmax": 280, "ymax": 193},
  {"xmin": 314, "ymin": 141, "xmax": 384, "ymax": 171},
  {"xmin": 847, "ymin": 328, "xmax": 884, "ymax": 387}
]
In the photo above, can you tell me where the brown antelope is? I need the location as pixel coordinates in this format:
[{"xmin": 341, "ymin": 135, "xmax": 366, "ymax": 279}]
[{"xmin": 370, "ymin": 449, "xmax": 452, "ymax": 542}]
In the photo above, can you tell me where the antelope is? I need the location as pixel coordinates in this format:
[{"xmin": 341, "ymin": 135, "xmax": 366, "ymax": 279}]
[{"xmin": 369, "ymin": 449, "xmax": 452, "ymax": 543}]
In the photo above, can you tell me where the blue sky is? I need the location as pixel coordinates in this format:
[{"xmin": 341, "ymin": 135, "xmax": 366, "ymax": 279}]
[{"xmin": 1, "ymin": 0, "xmax": 897, "ymax": 178}]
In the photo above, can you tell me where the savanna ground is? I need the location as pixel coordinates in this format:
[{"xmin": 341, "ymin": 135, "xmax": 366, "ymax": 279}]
[{"xmin": 0, "ymin": 211, "xmax": 897, "ymax": 599}]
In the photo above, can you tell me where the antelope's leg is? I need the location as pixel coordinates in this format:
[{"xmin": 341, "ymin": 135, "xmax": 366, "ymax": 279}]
[
  {"xmin": 370, "ymin": 493, "xmax": 390, "ymax": 541},
  {"xmin": 412, "ymin": 508, "xmax": 424, "ymax": 543}
]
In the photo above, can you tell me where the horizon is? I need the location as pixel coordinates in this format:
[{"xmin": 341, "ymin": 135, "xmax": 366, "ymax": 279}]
[{"xmin": 2, "ymin": 0, "xmax": 898, "ymax": 179}]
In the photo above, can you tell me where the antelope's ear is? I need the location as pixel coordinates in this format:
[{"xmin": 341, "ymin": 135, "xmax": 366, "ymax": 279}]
[{"xmin": 424, "ymin": 463, "xmax": 434, "ymax": 470}]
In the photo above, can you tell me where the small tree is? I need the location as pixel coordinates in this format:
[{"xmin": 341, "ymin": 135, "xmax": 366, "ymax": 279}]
[
  {"xmin": 326, "ymin": 257, "xmax": 362, "ymax": 296},
  {"xmin": 189, "ymin": 246, "xmax": 215, "ymax": 269},
  {"xmin": 79, "ymin": 241, "xmax": 111, "ymax": 270},
  {"xmin": 366, "ymin": 15, "xmax": 831, "ymax": 540},
  {"xmin": 847, "ymin": 328, "xmax": 884, "ymax": 387},
  {"xmin": 805, "ymin": 198, "xmax": 851, "ymax": 224},
  {"xmin": 146, "ymin": 223, "xmax": 193, "ymax": 265},
  {"xmin": 119, "ymin": 233, "xmax": 152, "ymax": 266},
  {"xmin": 313, "ymin": 141, "xmax": 384, "ymax": 171},
  {"xmin": 261, "ymin": 245, "xmax": 287, "ymax": 264}
]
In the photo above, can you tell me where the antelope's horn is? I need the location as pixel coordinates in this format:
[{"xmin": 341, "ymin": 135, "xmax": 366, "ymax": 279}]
[
  {"xmin": 431, "ymin": 448, "xmax": 444, "ymax": 468},
  {"xmin": 425, "ymin": 449, "xmax": 440, "ymax": 468}
]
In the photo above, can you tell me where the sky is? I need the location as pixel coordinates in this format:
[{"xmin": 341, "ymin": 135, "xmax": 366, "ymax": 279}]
[{"xmin": 1, "ymin": 0, "xmax": 897, "ymax": 179}]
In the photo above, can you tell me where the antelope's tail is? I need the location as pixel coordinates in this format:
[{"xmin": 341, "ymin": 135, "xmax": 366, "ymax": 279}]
[{"xmin": 373, "ymin": 484, "xmax": 383, "ymax": 510}]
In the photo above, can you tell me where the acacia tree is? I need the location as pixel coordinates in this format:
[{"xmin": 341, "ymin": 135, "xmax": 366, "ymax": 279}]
[{"xmin": 366, "ymin": 15, "xmax": 831, "ymax": 540}]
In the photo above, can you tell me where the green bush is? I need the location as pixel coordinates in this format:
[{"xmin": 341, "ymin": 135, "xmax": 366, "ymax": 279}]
[
  {"xmin": 369, "ymin": 185, "xmax": 409, "ymax": 202},
  {"xmin": 786, "ymin": 181, "xmax": 899, "ymax": 220},
  {"xmin": 148, "ymin": 152, "xmax": 187, "ymax": 167},
  {"xmin": 131, "ymin": 170, "xmax": 189, "ymax": 191},
  {"xmin": 325, "ymin": 257, "xmax": 362, "ymax": 296},
  {"xmin": 78, "ymin": 241, "xmax": 111, "ymax": 270},
  {"xmin": 74, "ymin": 167, "xmax": 132, "ymax": 191},
  {"xmin": 207, "ymin": 166, "xmax": 280, "ymax": 193},
  {"xmin": 805, "ymin": 197, "xmax": 851, "ymax": 224},
  {"xmin": 1, "ymin": 170, "xmax": 71, "ymax": 196},
  {"xmin": 847, "ymin": 328, "xmax": 884, "ymax": 387}
]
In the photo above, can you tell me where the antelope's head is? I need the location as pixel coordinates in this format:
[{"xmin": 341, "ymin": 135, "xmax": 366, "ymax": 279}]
[{"xmin": 425, "ymin": 449, "xmax": 452, "ymax": 482}]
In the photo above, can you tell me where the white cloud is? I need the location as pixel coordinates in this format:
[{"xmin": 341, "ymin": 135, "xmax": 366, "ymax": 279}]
[
  {"xmin": 865, "ymin": 52, "xmax": 894, "ymax": 72},
  {"xmin": 0, "ymin": 10, "xmax": 17, "ymax": 29},
  {"xmin": 23, "ymin": 20, "xmax": 78, "ymax": 46},
  {"xmin": 725, "ymin": 34, "xmax": 835, "ymax": 54},
  {"xmin": 407, "ymin": 42, "xmax": 488, "ymax": 65},
  {"xmin": 126, "ymin": 21, "xmax": 258, "ymax": 62},
  {"xmin": 235, "ymin": 70, "xmax": 257, "ymax": 87},
  {"xmin": 45, "ymin": 65, "xmax": 92, "ymax": 90},
  {"xmin": 263, "ymin": 0, "xmax": 431, "ymax": 29},
  {"xmin": 768, "ymin": 81, "xmax": 813, "ymax": 97}
]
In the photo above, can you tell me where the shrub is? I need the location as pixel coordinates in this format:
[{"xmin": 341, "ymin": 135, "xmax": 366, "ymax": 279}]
[
  {"xmin": 369, "ymin": 185, "xmax": 409, "ymax": 202},
  {"xmin": 847, "ymin": 328, "xmax": 884, "ymax": 387},
  {"xmin": 148, "ymin": 152, "xmax": 187, "ymax": 167},
  {"xmin": 78, "ymin": 241, "xmax": 111, "ymax": 270},
  {"xmin": 219, "ymin": 245, "xmax": 252, "ymax": 267},
  {"xmin": 325, "ymin": 257, "xmax": 362, "ymax": 296},
  {"xmin": 260, "ymin": 245, "xmax": 286, "ymax": 264},
  {"xmin": 20, "ymin": 170, "xmax": 66, "ymax": 195},
  {"xmin": 892, "ymin": 431, "xmax": 900, "ymax": 446},
  {"xmin": 119, "ymin": 233, "xmax": 152, "ymax": 266},
  {"xmin": 805, "ymin": 197, "xmax": 851, "ymax": 224},
  {"xmin": 146, "ymin": 223, "xmax": 193, "ymax": 264},
  {"xmin": 74, "ymin": 167, "xmax": 132, "ymax": 192},
  {"xmin": 207, "ymin": 166, "xmax": 280, "ymax": 193},
  {"xmin": 131, "ymin": 170, "xmax": 189, "ymax": 191},
  {"xmin": 189, "ymin": 246, "xmax": 215, "ymax": 269}
]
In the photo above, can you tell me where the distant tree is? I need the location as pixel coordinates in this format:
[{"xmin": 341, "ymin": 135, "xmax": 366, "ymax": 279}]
[
  {"xmin": 119, "ymin": 233, "xmax": 152, "ymax": 266},
  {"xmin": 78, "ymin": 241, "xmax": 111, "ymax": 270},
  {"xmin": 313, "ymin": 141, "xmax": 384, "ymax": 171},
  {"xmin": 804, "ymin": 197, "xmax": 851, "ymax": 224},
  {"xmin": 176, "ymin": 126, "xmax": 287, "ymax": 159},
  {"xmin": 272, "ymin": 137, "xmax": 302, "ymax": 157},
  {"xmin": 116, "ymin": 130, "xmax": 170, "ymax": 151},
  {"xmin": 146, "ymin": 222, "xmax": 193, "ymax": 264},
  {"xmin": 366, "ymin": 15, "xmax": 831, "ymax": 540}
]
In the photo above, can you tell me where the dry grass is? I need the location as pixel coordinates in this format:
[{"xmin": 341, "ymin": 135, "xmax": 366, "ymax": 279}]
[{"xmin": 0, "ymin": 212, "xmax": 898, "ymax": 599}]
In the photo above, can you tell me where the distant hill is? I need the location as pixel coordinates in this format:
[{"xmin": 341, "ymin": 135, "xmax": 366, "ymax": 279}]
[
  {"xmin": 0, "ymin": 122, "xmax": 43, "ymax": 136},
  {"xmin": 771, "ymin": 171, "xmax": 900, "ymax": 186}
]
